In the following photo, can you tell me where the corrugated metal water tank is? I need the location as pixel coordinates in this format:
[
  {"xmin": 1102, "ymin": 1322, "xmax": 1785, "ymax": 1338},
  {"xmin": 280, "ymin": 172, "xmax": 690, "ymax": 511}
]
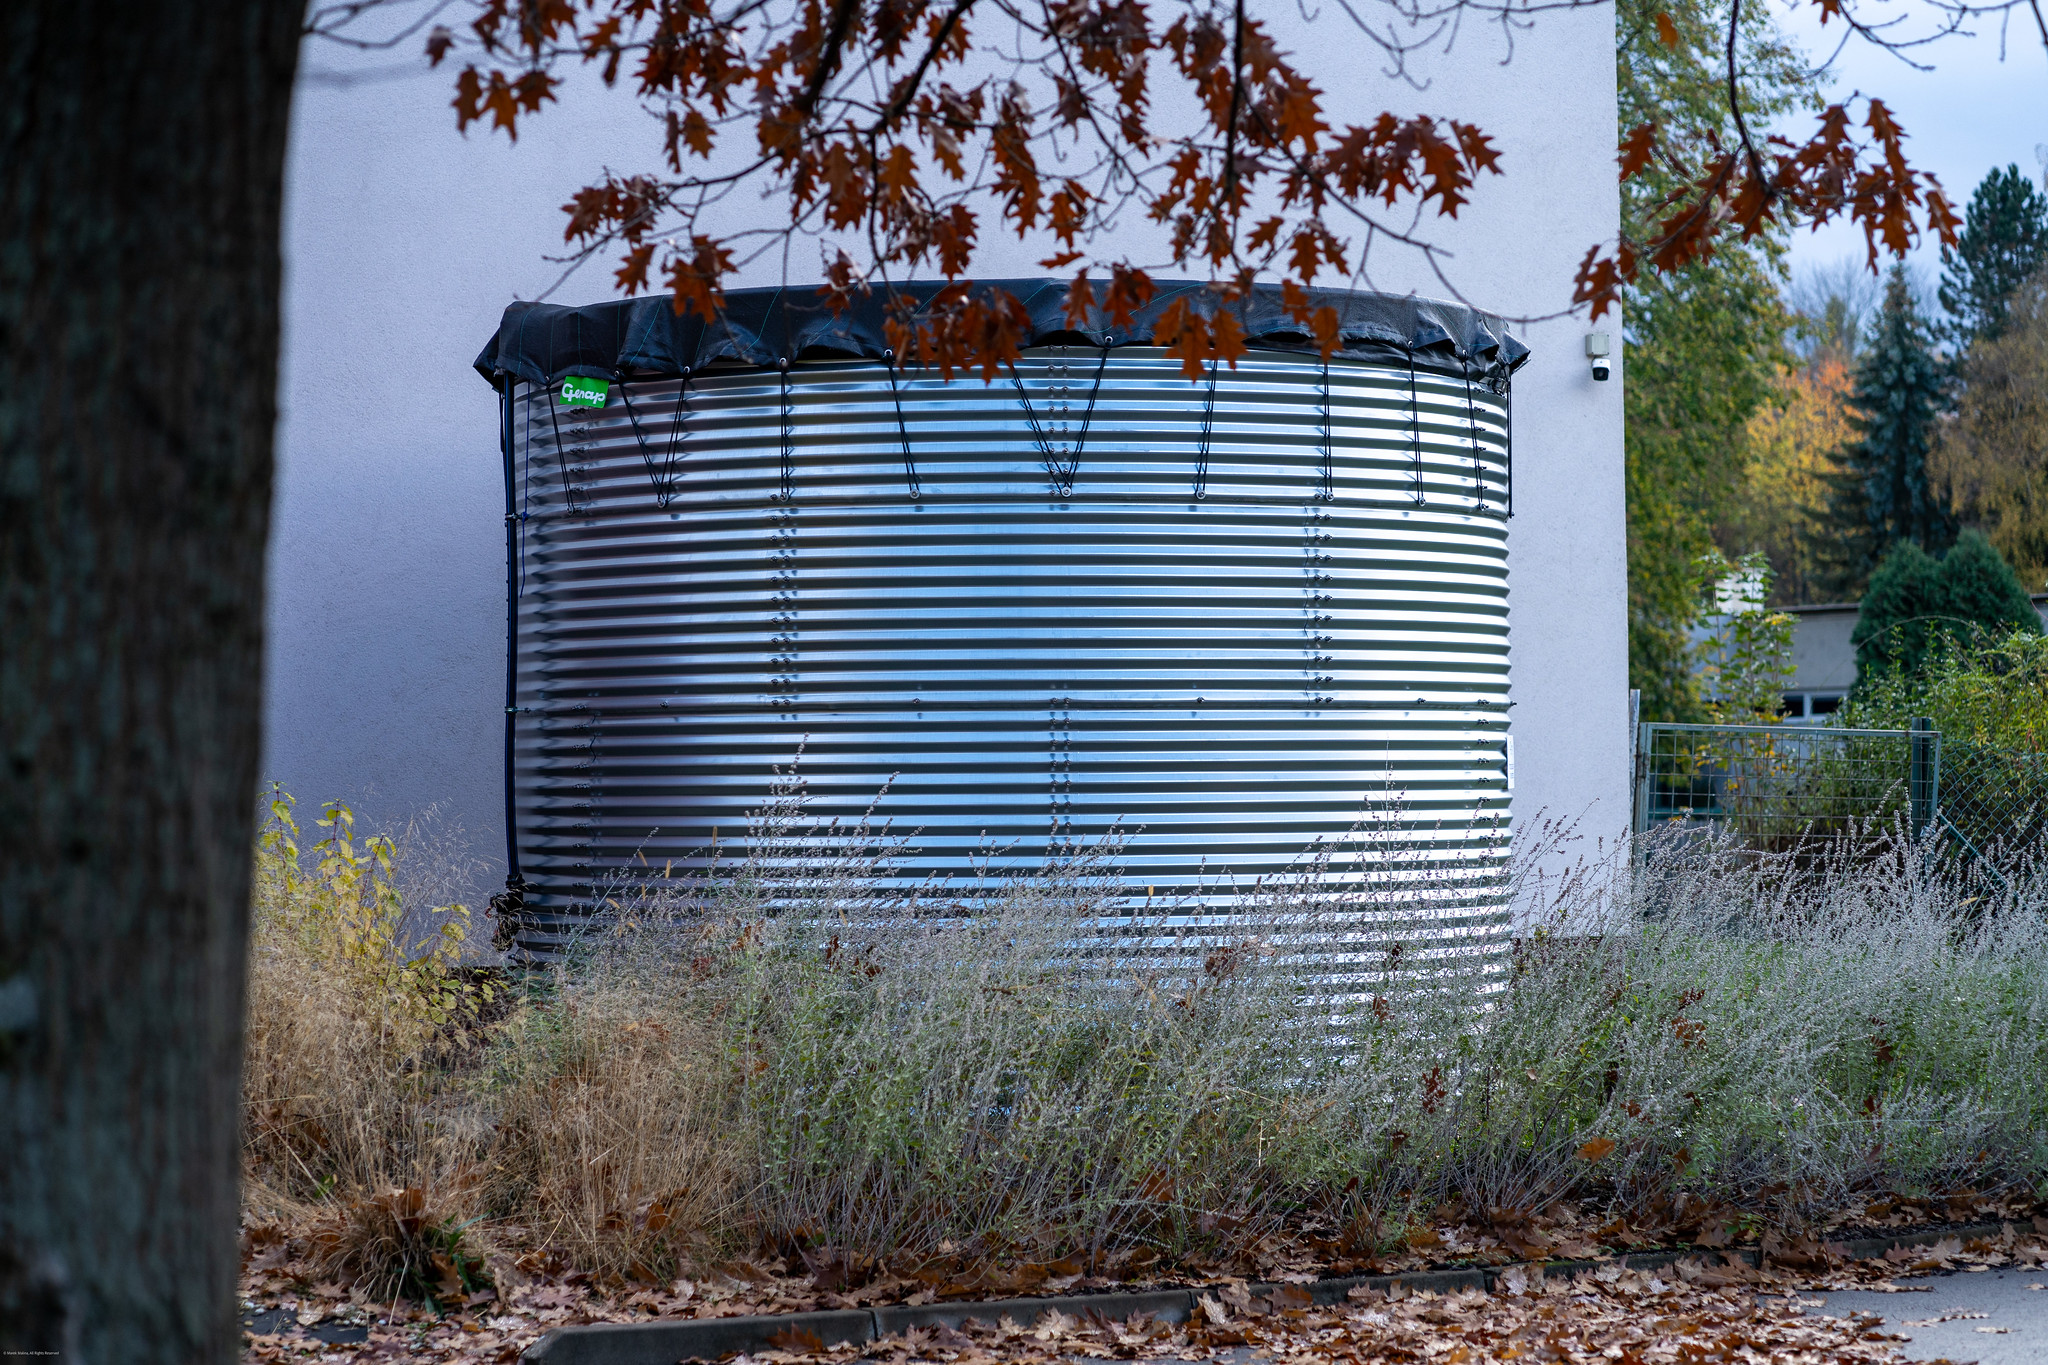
[{"xmin": 479, "ymin": 282, "xmax": 1524, "ymax": 970}]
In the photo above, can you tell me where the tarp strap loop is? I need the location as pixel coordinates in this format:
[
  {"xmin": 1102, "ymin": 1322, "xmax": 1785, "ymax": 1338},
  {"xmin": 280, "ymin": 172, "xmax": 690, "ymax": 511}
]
[
  {"xmin": 777, "ymin": 358, "xmax": 795, "ymax": 502},
  {"xmin": 543, "ymin": 382, "xmax": 582, "ymax": 515},
  {"xmin": 1193, "ymin": 360, "xmax": 1219, "ymax": 501},
  {"xmin": 883, "ymin": 351, "xmax": 922, "ymax": 499},
  {"xmin": 1318, "ymin": 357, "xmax": 1334, "ymax": 501},
  {"xmin": 1408, "ymin": 352, "xmax": 1425, "ymax": 506},
  {"xmin": 1009, "ymin": 342, "xmax": 1110, "ymax": 498},
  {"xmin": 613, "ymin": 368, "xmax": 691, "ymax": 508}
]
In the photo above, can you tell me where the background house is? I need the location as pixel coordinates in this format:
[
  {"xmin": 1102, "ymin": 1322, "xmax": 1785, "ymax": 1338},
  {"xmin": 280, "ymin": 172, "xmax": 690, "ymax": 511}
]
[
  {"xmin": 1780, "ymin": 595, "xmax": 2048, "ymax": 719},
  {"xmin": 1782, "ymin": 603, "xmax": 1860, "ymax": 718}
]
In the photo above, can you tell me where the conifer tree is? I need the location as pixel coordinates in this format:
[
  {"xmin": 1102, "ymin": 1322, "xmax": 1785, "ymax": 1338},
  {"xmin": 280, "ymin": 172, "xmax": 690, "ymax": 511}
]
[
  {"xmin": 1939, "ymin": 165, "xmax": 2048, "ymax": 346},
  {"xmin": 1852, "ymin": 530, "xmax": 2039, "ymax": 685},
  {"xmin": 1940, "ymin": 527, "xmax": 2041, "ymax": 631},
  {"xmin": 1825, "ymin": 266, "xmax": 1955, "ymax": 592},
  {"xmin": 1851, "ymin": 539, "xmax": 1944, "ymax": 681}
]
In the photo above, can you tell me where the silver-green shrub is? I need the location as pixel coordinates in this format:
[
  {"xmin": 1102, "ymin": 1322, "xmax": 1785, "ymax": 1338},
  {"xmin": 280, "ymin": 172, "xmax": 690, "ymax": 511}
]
[{"xmin": 493, "ymin": 777, "xmax": 2048, "ymax": 1267}]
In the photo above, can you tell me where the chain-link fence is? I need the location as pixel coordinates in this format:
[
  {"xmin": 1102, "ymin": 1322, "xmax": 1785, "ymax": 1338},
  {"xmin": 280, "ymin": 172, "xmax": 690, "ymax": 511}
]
[
  {"xmin": 1935, "ymin": 739, "xmax": 2048, "ymax": 876},
  {"xmin": 1631, "ymin": 719, "xmax": 2048, "ymax": 880},
  {"xmin": 1633, "ymin": 722, "xmax": 1937, "ymax": 852}
]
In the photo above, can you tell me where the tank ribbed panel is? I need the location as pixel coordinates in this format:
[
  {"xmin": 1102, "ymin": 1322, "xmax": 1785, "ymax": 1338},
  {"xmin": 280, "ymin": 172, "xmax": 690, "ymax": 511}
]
[{"xmin": 508, "ymin": 347, "xmax": 1512, "ymax": 968}]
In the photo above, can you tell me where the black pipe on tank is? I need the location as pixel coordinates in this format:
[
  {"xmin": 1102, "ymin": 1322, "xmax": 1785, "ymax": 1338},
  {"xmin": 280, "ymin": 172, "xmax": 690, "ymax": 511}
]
[{"xmin": 489, "ymin": 375, "xmax": 528, "ymax": 951}]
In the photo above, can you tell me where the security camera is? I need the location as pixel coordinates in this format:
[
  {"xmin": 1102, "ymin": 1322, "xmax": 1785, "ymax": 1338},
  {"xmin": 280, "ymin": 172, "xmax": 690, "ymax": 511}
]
[{"xmin": 1585, "ymin": 331, "xmax": 1612, "ymax": 382}]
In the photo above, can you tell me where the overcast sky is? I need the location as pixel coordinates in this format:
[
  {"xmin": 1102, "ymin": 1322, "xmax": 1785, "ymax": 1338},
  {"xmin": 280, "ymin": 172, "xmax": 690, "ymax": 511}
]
[{"xmin": 1770, "ymin": 0, "xmax": 2048, "ymax": 308}]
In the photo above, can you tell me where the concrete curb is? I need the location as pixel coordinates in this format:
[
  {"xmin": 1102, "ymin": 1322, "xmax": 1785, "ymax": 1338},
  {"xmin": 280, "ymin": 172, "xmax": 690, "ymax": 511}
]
[
  {"xmin": 874, "ymin": 1288, "xmax": 1195, "ymax": 1336},
  {"xmin": 523, "ymin": 1311, "xmax": 874, "ymax": 1364},
  {"xmin": 520, "ymin": 1221, "xmax": 2015, "ymax": 1364}
]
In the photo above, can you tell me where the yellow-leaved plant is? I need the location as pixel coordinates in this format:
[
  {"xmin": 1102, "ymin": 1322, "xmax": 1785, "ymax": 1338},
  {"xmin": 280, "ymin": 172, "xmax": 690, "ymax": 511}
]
[
  {"xmin": 1694, "ymin": 550, "xmax": 1796, "ymax": 727},
  {"xmin": 255, "ymin": 786, "xmax": 490, "ymax": 1047}
]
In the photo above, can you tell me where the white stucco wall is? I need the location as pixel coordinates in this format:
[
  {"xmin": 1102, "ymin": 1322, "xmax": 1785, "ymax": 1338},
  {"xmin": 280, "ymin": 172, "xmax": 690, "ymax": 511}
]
[{"xmin": 269, "ymin": 15, "xmax": 1626, "ymax": 900}]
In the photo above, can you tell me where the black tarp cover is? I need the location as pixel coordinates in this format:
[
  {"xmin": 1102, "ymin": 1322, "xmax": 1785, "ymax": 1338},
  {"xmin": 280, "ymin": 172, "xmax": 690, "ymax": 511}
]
[{"xmin": 474, "ymin": 279, "xmax": 1528, "ymax": 389}]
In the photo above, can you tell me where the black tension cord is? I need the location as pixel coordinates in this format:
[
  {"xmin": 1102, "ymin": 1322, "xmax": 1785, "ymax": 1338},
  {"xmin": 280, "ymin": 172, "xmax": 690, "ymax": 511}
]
[
  {"xmin": 1408, "ymin": 352, "xmax": 1425, "ymax": 506},
  {"xmin": 778, "ymin": 358, "xmax": 795, "ymax": 502},
  {"xmin": 613, "ymin": 372, "xmax": 653, "ymax": 495},
  {"xmin": 1318, "ymin": 356, "xmax": 1334, "ymax": 501},
  {"xmin": 612, "ymin": 369, "xmax": 691, "ymax": 509},
  {"xmin": 1463, "ymin": 359, "xmax": 1485, "ymax": 512},
  {"xmin": 1484, "ymin": 359, "xmax": 1514, "ymax": 519},
  {"xmin": 883, "ymin": 349, "xmax": 922, "ymax": 499},
  {"xmin": 1073, "ymin": 342, "xmax": 1111, "ymax": 484},
  {"xmin": 1503, "ymin": 368, "xmax": 1514, "ymax": 518},
  {"xmin": 613, "ymin": 367, "xmax": 694, "ymax": 508},
  {"xmin": 543, "ymin": 380, "xmax": 580, "ymax": 515},
  {"xmin": 1008, "ymin": 364, "xmax": 1057, "ymax": 479},
  {"xmin": 1009, "ymin": 341, "xmax": 1110, "ymax": 497},
  {"xmin": 1193, "ymin": 359, "xmax": 1220, "ymax": 501},
  {"xmin": 667, "ymin": 369, "xmax": 693, "ymax": 505},
  {"xmin": 498, "ymin": 379, "xmax": 524, "ymax": 888}
]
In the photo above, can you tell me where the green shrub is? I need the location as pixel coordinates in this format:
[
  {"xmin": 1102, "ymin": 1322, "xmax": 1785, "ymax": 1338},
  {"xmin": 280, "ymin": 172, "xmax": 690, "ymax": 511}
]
[
  {"xmin": 1852, "ymin": 531, "xmax": 2039, "ymax": 687},
  {"xmin": 1844, "ymin": 633, "xmax": 2048, "ymax": 867},
  {"xmin": 1847, "ymin": 630, "xmax": 2048, "ymax": 750}
]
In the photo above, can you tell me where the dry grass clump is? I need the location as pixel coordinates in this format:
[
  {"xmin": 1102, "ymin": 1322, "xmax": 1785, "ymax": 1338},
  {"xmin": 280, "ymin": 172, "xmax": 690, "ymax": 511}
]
[
  {"xmin": 241, "ymin": 791, "xmax": 505, "ymax": 1293},
  {"xmin": 482, "ymin": 983, "xmax": 732, "ymax": 1278},
  {"xmin": 241, "ymin": 775, "xmax": 2048, "ymax": 1299},
  {"xmin": 300, "ymin": 1183, "xmax": 491, "ymax": 1303}
]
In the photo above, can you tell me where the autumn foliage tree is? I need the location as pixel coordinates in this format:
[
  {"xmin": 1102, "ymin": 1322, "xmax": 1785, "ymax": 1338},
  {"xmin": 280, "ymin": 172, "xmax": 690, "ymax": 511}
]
[
  {"xmin": 1614, "ymin": 0, "xmax": 1799, "ymax": 719},
  {"xmin": 307, "ymin": 0, "xmax": 2004, "ymax": 376},
  {"xmin": 1723, "ymin": 353, "xmax": 1854, "ymax": 605},
  {"xmin": 317, "ymin": 0, "xmax": 1998, "ymax": 718},
  {"xmin": 1711, "ymin": 264, "xmax": 1873, "ymax": 609},
  {"xmin": 1937, "ymin": 264, "xmax": 2048, "ymax": 587},
  {"xmin": 424, "ymin": 0, "xmax": 1520, "ymax": 377}
]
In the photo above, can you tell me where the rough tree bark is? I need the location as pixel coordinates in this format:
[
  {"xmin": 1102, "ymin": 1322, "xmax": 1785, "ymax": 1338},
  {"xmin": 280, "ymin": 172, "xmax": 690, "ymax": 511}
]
[{"xmin": 0, "ymin": 4, "xmax": 302, "ymax": 1361}]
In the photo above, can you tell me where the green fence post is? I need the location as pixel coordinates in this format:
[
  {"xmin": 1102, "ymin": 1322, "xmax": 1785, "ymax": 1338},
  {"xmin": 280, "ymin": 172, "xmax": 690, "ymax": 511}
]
[
  {"xmin": 1632, "ymin": 727, "xmax": 1651, "ymax": 845},
  {"xmin": 1909, "ymin": 716, "xmax": 1937, "ymax": 842}
]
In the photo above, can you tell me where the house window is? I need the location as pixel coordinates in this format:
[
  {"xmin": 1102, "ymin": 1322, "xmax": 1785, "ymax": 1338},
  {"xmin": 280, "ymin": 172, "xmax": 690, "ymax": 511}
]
[
  {"xmin": 1780, "ymin": 693, "xmax": 1806, "ymax": 719},
  {"xmin": 1810, "ymin": 694, "xmax": 1843, "ymax": 716}
]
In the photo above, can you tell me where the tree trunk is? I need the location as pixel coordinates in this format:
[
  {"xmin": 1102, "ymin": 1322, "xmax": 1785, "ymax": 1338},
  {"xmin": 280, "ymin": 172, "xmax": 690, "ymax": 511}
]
[{"xmin": 0, "ymin": 4, "xmax": 301, "ymax": 1361}]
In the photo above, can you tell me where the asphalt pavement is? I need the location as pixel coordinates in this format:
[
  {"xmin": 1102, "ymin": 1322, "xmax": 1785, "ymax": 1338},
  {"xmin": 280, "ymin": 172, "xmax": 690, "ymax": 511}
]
[{"xmin": 1812, "ymin": 1268, "xmax": 2048, "ymax": 1364}]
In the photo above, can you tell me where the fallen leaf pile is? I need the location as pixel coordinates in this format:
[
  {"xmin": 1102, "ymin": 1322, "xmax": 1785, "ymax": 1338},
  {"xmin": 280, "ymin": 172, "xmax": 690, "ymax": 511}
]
[
  {"xmin": 1882, "ymin": 1224, "xmax": 2048, "ymax": 1274},
  {"xmin": 774, "ymin": 1271, "xmax": 1924, "ymax": 1365},
  {"xmin": 241, "ymin": 1257, "xmax": 1934, "ymax": 1365},
  {"xmin": 242, "ymin": 1218, "xmax": 2048, "ymax": 1364},
  {"xmin": 239, "ymin": 1185, "xmax": 2048, "ymax": 1321}
]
